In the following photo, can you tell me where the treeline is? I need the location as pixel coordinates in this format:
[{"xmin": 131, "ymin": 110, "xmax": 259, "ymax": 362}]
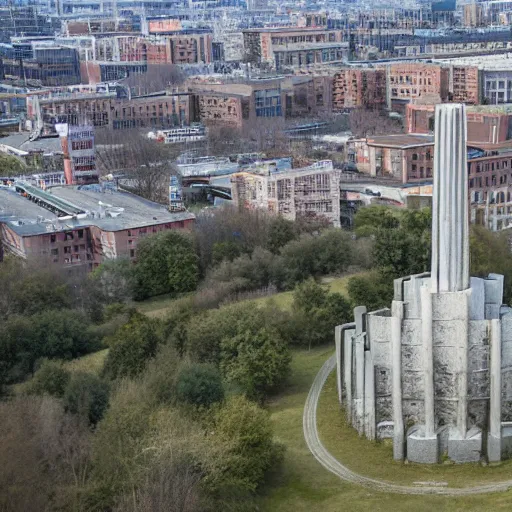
[
  {"xmin": 347, "ymin": 205, "xmax": 512, "ymax": 310},
  {"xmin": 96, "ymin": 208, "xmax": 373, "ymax": 305}
]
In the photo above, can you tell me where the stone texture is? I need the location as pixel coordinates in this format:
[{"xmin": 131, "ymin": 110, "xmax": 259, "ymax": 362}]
[
  {"xmin": 447, "ymin": 427, "xmax": 482, "ymax": 463},
  {"xmin": 407, "ymin": 426, "xmax": 439, "ymax": 464}
]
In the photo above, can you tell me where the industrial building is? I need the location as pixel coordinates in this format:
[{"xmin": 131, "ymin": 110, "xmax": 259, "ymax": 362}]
[{"xmin": 0, "ymin": 182, "xmax": 194, "ymax": 269}]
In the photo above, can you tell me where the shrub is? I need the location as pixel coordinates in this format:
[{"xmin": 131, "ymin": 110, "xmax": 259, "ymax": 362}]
[
  {"xmin": 64, "ymin": 372, "xmax": 110, "ymax": 425},
  {"xmin": 347, "ymin": 271, "xmax": 394, "ymax": 311},
  {"xmin": 206, "ymin": 396, "xmax": 284, "ymax": 494},
  {"xmin": 266, "ymin": 216, "xmax": 297, "ymax": 254},
  {"xmin": 103, "ymin": 314, "xmax": 162, "ymax": 380},
  {"xmin": 291, "ymin": 279, "xmax": 352, "ymax": 349},
  {"xmin": 28, "ymin": 360, "xmax": 71, "ymax": 398},
  {"xmin": 220, "ymin": 328, "xmax": 290, "ymax": 400},
  {"xmin": 176, "ymin": 363, "xmax": 224, "ymax": 407},
  {"xmin": 133, "ymin": 231, "xmax": 199, "ymax": 300}
]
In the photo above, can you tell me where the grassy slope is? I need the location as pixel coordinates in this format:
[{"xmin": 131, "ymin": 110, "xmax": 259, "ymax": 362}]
[
  {"xmin": 138, "ymin": 273, "xmax": 364, "ymax": 318},
  {"xmin": 259, "ymin": 348, "xmax": 512, "ymax": 512},
  {"xmin": 63, "ymin": 349, "xmax": 109, "ymax": 375}
]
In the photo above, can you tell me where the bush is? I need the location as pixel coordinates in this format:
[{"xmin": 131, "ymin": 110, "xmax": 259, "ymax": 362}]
[
  {"xmin": 347, "ymin": 271, "xmax": 394, "ymax": 311},
  {"xmin": 291, "ymin": 279, "xmax": 352, "ymax": 349},
  {"xmin": 272, "ymin": 229, "xmax": 352, "ymax": 290},
  {"xmin": 64, "ymin": 372, "xmax": 110, "ymax": 425},
  {"xmin": 0, "ymin": 309, "xmax": 99, "ymax": 382},
  {"xmin": 103, "ymin": 314, "xmax": 162, "ymax": 380},
  {"xmin": 266, "ymin": 216, "xmax": 297, "ymax": 254},
  {"xmin": 220, "ymin": 328, "xmax": 290, "ymax": 400},
  {"xmin": 28, "ymin": 360, "xmax": 71, "ymax": 398},
  {"xmin": 176, "ymin": 363, "xmax": 224, "ymax": 407},
  {"xmin": 133, "ymin": 230, "xmax": 199, "ymax": 300},
  {"xmin": 206, "ymin": 396, "xmax": 284, "ymax": 494}
]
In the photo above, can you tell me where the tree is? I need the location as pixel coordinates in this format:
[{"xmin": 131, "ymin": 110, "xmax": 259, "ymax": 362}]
[
  {"xmin": 91, "ymin": 258, "xmax": 135, "ymax": 303},
  {"xmin": 347, "ymin": 270, "xmax": 394, "ymax": 311},
  {"xmin": 28, "ymin": 359, "xmax": 71, "ymax": 398},
  {"xmin": 349, "ymin": 108, "xmax": 402, "ymax": 138},
  {"xmin": 291, "ymin": 279, "xmax": 352, "ymax": 349},
  {"xmin": 470, "ymin": 224, "xmax": 512, "ymax": 303},
  {"xmin": 133, "ymin": 230, "xmax": 199, "ymax": 300},
  {"xmin": 103, "ymin": 314, "xmax": 162, "ymax": 380},
  {"xmin": 220, "ymin": 328, "xmax": 290, "ymax": 400},
  {"xmin": 206, "ymin": 396, "xmax": 284, "ymax": 494},
  {"xmin": 266, "ymin": 216, "xmax": 298, "ymax": 254},
  {"xmin": 0, "ymin": 152, "xmax": 27, "ymax": 176},
  {"xmin": 64, "ymin": 372, "xmax": 110, "ymax": 425},
  {"xmin": 176, "ymin": 363, "xmax": 224, "ymax": 408},
  {"xmin": 95, "ymin": 129, "xmax": 180, "ymax": 203}
]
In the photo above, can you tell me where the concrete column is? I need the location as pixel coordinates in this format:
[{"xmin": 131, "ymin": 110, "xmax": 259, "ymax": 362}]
[
  {"xmin": 421, "ymin": 285, "xmax": 435, "ymax": 437},
  {"xmin": 364, "ymin": 350, "xmax": 376, "ymax": 440},
  {"xmin": 391, "ymin": 301, "xmax": 404, "ymax": 460},
  {"xmin": 488, "ymin": 318, "xmax": 502, "ymax": 462},
  {"xmin": 335, "ymin": 325, "xmax": 342, "ymax": 404},
  {"xmin": 457, "ymin": 291, "xmax": 470, "ymax": 438},
  {"xmin": 354, "ymin": 307, "xmax": 366, "ymax": 434},
  {"xmin": 344, "ymin": 330, "xmax": 353, "ymax": 421},
  {"xmin": 431, "ymin": 103, "xmax": 470, "ymax": 294}
]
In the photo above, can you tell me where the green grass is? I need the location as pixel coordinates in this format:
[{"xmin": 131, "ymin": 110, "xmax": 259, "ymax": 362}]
[
  {"xmin": 137, "ymin": 272, "xmax": 366, "ymax": 318},
  {"xmin": 318, "ymin": 372, "xmax": 512, "ymax": 487},
  {"xmin": 63, "ymin": 349, "xmax": 109, "ymax": 375},
  {"xmin": 258, "ymin": 347, "xmax": 512, "ymax": 512}
]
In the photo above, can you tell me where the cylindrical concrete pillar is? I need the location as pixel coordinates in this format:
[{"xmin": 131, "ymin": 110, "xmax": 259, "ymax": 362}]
[
  {"xmin": 421, "ymin": 285, "xmax": 435, "ymax": 437},
  {"xmin": 391, "ymin": 301, "xmax": 404, "ymax": 460},
  {"xmin": 490, "ymin": 318, "xmax": 502, "ymax": 440}
]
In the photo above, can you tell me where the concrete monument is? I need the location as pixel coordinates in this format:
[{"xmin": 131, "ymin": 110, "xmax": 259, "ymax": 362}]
[{"xmin": 335, "ymin": 104, "xmax": 512, "ymax": 463}]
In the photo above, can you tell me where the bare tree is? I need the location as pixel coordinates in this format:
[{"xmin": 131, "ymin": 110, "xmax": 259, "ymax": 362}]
[
  {"xmin": 95, "ymin": 129, "xmax": 180, "ymax": 203},
  {"xmin": 124, "ymin": 65, "xmax": 186, "ymax": 97},
  {"xmin": 349, "ymin": 108, "xmax": 403, "ymax": 138}
]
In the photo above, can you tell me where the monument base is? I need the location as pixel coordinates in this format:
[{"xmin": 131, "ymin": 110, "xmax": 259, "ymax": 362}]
[
  {"xmin": 488, "ymin": 434, "xmax": 502, "ymax": 463},
  {"xmin": 407, "ymin": 426, "xmax": 439, "ymax": 464},
  {"xmin": 447, "ymin": 427, "xmax": 482, "ymax": 463}
]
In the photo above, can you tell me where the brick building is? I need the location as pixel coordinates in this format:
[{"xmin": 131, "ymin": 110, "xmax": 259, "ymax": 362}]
[
  {"xmin": 242, "ymin": 27, "xmax": 347, "ymax": 71},
  {"xmin": 348, "ymin": 134, "xmax": 435, "ymax": 183},
  {"xmin": 332, "ymin": 68, "xmax": 387, "ymax": 110},
  {"xmin": 189, "ymin": 78, "xmax": 285, "ymax": 131},
  {"xmin": 29, "ymin": 91, "xmax": 194, "ymax": 132},
  {"xmin": 283, "ymin": 75, "xmax": 333, "ymax": 117},
  {"xmin": 0, "ymin": 183, "xmax": 194, "ymax": 270},
  {"xmin": 449, "ymin": 65, "xmax": 480, "ymax": 104},
  {"xmin": 406, "ymin": 104, "xmax": 512, "ymax": 147},
  {"xmin": 387, "ymin": 63, "xmax": 449, "ymax": 109}
]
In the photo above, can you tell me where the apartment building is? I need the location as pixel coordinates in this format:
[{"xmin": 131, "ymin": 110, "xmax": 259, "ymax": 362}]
[
  {"xmin": 242, "ymin": 27, "xmax": 347, "ymax": 71},
  {"xmin": 231, "ymin": 160, "xmax": 341, "ymax": 227},
  {"xmin": 189, "ymin": 78, "xmax": 285, "ymax": 131},
  {"xmin": 283, "ymin": 75, "xmax": 333, "ymax": 117},
  {"xmin": 406, "ymin": 104, "xmax": 512, "ymax": 147},
  {"xmin": 387, "ymin": 63, "xmax": 449, "ymax": 108},
  {"xmin": 332, "ymin": 68, "xmax": 387, "ymax": 110},
  {"xmin": 28, "ymin": 90, "xmax": 194, "ymax": 132}
]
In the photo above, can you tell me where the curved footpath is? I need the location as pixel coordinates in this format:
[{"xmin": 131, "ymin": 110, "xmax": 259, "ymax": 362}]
[{"xmin": 303, "ymin": 354, "xmax": 512, "ymax": 496}]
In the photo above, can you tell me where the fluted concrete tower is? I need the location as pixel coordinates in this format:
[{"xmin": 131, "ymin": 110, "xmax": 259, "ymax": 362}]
[
  {"xmin": 431, "ymin": 104, "xmax": 470, "ymax": 294},
  {"xmin": 335, "ymin": 104, "xmax": 512, "ymax": 464}
]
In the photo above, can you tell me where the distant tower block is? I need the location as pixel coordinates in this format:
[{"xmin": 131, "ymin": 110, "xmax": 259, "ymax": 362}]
[{"xmin": 431, "ymin": 103, "xmax": 470, "ymax": 293}]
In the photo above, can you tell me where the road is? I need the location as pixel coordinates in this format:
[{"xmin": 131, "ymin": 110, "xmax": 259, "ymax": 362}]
[{"xmin": 303, "ymin": 354, "xmax": 512, "ymax": 496}]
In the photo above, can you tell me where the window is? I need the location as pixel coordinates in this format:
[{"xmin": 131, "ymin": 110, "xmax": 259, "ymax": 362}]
[
  {"xmin": 78, "ymin": 229, "xmax": 84, "ymax": 239},
  {"xmin": 64, "ymin": 246, "xmax": 71, "ymax": 254},
  {"xmin": 50, "ymin": 234, "xmax": 56, "ymax": 243},
  {"xmin": 130, "ymin": 249, "xmax": 135, "ymax": 258},
  {"xmin": 51, "ymin": 248, "xmax": 58, "ymax": 256},
  {"xmin": 80, "ymin": 244, "xmax": 85, "ymax": 251},
  {"xmin": 65, "ymin": 232, "xmax": 73, "ymax": 241}
]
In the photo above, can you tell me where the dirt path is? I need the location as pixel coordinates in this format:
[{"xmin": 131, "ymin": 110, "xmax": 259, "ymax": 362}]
[{"xmin": 303, "ymin": 354, "xmax": 512, "ymax": 496}]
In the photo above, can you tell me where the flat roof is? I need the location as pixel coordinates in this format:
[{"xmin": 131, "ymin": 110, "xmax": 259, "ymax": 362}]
[
  {"xmin": 366, "ymin": 134, "xmax": 434, "ymax": 149},
  {"xmin": 0, "ymin": 184, "xmax": 195, "ymax": 236}
]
